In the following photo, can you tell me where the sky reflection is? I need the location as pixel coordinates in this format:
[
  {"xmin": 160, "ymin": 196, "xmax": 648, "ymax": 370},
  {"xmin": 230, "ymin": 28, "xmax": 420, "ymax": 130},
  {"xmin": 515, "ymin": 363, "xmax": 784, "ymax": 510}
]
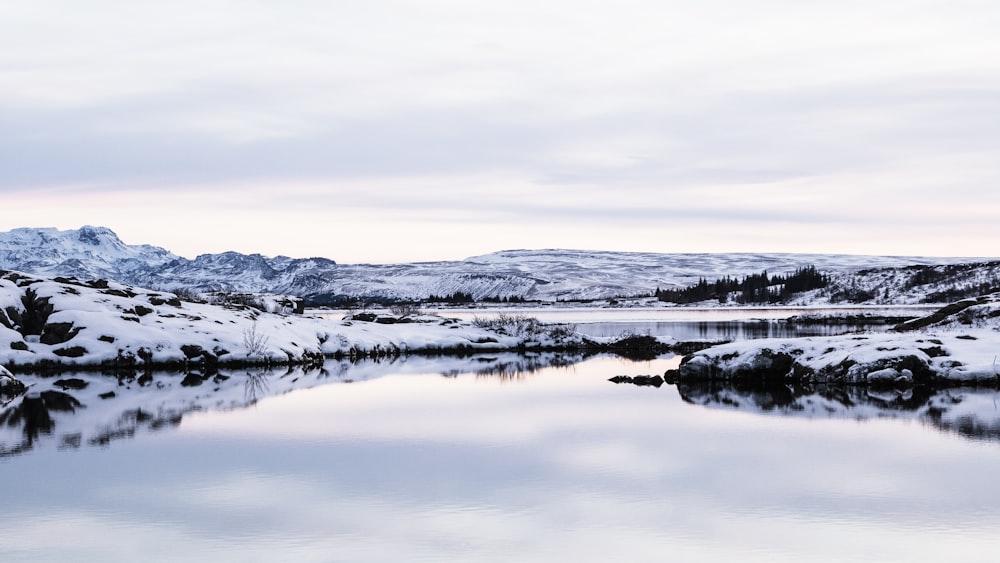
[{"xmin": 4, "ymin": 356, "xmax": 1000, "ymax": 561}]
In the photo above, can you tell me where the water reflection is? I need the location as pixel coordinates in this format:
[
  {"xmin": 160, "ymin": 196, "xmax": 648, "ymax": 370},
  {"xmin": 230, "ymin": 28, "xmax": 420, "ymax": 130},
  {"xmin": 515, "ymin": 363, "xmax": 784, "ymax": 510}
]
[
  {"xmin": 0, "ymin": 352, "xmax": 585, "ymax": 458},
  {"xmin": 674, "ymin": 379, "xmax": 1000, "ymax": 444},
  {"xmin": 577, "ymin": 319, "xmax": 876, "ymax": 340},
  {"xmin": 5, "ymin": 354, "xmax": 1000, "ymax": 562},
  {"xmin": 0, "ymin": 390, "xmax": 81, "ymax": 456},
  {"xmin": 244, "ymin": 370, "xmax": 271, "ymax": 404}
]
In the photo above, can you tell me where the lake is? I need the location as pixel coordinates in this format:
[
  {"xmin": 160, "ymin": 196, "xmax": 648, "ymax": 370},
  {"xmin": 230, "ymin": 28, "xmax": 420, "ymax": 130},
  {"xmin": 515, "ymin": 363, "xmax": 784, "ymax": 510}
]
[
  {"xmin": 320, "ymin": 305, "xmax": 938, "ymax": 340},
  {"xmin": 4, "ymin": 308, "xmax": 999, "ymax": 561}
]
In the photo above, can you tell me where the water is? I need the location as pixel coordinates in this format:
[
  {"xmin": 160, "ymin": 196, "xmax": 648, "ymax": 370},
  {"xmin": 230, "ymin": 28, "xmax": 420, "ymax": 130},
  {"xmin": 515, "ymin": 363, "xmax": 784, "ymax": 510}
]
[
  {"xmin": 318, "ymin": 305, "xmax": 936, "ymax": 340},
  {"xmin": 3, "ymin": 349, "xmax": 1000, "ymax": 561}
]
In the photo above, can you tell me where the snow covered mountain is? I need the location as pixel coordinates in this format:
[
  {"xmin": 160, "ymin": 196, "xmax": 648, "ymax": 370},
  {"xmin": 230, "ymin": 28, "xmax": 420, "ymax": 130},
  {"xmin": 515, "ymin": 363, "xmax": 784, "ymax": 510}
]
[
  {"xmin": 0, "ymin": 226, "xmax": 179, "ymax": 279},
  {"xmin": 0, "ymin": 226, "xmax": 994, "ymax": 305}
]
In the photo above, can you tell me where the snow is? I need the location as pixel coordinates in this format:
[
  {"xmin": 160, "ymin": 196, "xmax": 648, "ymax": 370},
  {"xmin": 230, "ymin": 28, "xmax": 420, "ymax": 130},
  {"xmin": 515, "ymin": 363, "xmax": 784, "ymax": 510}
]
[
  {"xmin": 675, "ymin": 295, "xmax": 1000, "ymax": 384},
  {"xmin": 0, "ymin": 270, "xmax": 596, "ymax": 371},
  {"xmin": 2, "ymin": 226, "xmax": 995, "ymax": 304}
]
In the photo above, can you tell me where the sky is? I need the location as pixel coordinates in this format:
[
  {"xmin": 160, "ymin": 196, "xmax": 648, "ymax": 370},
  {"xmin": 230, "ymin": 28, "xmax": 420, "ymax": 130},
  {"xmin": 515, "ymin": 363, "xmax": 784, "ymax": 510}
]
[{"xmin": 2, "ymin": 1, "xmax": 999, "ymax": 263}]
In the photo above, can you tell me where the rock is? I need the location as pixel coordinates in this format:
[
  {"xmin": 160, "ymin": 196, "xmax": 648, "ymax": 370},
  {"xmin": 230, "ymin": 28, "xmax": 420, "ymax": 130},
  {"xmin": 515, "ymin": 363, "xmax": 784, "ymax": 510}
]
[
  {"xmin": 608, "ymin": 374, "xmax": 665, "ymax": 387},
  {"xmin": 40, "ymin": 322, "xmax": 82, "ymax": 345},
  {"xmin": 53, "ymin": 378, "xmax": 88, "ymax": 390},
  {"xmin": 53, "ymin": 346, "xmax": 88, "ymax": 358}
]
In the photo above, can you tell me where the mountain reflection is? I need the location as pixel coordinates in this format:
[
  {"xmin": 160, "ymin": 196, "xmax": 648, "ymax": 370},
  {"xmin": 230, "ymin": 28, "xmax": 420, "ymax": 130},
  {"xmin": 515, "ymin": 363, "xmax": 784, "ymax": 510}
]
[{"xmin": 675, "ymin": 379, "xmax": 1000, "ymax": 443}]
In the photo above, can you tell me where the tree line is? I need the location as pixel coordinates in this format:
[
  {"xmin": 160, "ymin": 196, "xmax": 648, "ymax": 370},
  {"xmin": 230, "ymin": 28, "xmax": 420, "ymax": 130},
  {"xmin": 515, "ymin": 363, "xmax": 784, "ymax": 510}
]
[{"xmin": 655, "ymin": 266, "xmax": 830, "ymax": 304}]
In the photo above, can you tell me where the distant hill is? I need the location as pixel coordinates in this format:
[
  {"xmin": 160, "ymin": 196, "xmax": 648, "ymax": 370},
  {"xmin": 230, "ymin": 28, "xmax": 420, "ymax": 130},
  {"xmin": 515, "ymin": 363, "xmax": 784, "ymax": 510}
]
[{"xmin": 0, "ymin": 226, "xmax": 995, "ymax": 305}]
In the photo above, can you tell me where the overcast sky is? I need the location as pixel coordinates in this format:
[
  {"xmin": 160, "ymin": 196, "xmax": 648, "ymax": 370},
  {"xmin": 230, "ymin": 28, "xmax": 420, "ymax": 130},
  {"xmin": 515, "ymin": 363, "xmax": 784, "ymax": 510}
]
[{"xmin": 3, "ymin": 1, "xmax": 999, "ymax": 263}]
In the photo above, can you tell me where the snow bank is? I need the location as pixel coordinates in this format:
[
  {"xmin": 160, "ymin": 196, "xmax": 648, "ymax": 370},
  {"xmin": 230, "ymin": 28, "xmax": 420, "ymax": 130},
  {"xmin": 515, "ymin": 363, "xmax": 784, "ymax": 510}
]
[
  {"xmin": 674, "ymin": 296, "xmax": 1000, "ymax": 384},
  {"xmin": 0, "ymin": 270, "xmax": 593, "ymax": 372}
]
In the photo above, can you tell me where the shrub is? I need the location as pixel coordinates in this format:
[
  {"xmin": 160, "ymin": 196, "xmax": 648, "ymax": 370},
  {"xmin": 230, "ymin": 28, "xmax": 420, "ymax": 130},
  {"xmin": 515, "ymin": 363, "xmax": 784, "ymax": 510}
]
[
  {"xmin": 472, "ymin": 313, "xmax": 543, "ymax": 337},
  {"xmin": 243, "ymin": 321, "xmax": 270, "ymax": 357},
  {"xmin": 389, "ymin": 303, "xmax": 423, "ymax": 318}
]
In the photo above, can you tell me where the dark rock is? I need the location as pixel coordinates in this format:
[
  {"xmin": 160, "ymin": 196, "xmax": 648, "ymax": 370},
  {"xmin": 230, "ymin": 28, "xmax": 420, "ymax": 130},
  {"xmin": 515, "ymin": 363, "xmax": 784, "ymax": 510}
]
[
  {"xmin": 102, "ymin": 288, "xmax": 137, "ymax": 298},
  {"xmin": 181, "ymin": 344, "xmax": 206, "ymax": 359},
  {"xmin": 608, "ymin": 374, "xmax": 665, "ymax": 387},
  {"xmin": 9, "ymin": 341, "xmax": 28, "ymax": 351},
  {"xmin": 40, "ymin": 322, "xmax": 82, "ymax": 345},
  {"xmin": 53, "ymin": 346, "xmax": 88, "ymax": 358},
  {"xmin": 149, "ymin": 296, "xmax": 182, "ymax": 307},
  {"xmin": 633, "ymin": 375, "xmax": 665, "ymax": 387},
  {"xmin": 54, "ymin": 378, "xmax": 88, "ymax": 390}
]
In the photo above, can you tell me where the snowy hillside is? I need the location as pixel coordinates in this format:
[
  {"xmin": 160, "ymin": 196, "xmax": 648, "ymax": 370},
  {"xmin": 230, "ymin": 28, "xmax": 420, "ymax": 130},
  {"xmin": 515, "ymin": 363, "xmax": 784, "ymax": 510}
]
[{"xmin": 0, "ymin": 226, "xmax": 994, "ymax": 305}]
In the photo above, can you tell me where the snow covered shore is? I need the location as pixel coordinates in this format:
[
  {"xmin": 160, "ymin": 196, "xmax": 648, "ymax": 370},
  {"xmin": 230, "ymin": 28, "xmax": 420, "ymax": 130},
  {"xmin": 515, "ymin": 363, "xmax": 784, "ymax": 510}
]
[
  {"xmin": 671, "ymin": 295, "xmax": 1000, "ymax": 385},
  {"xmin": 0, "ymin": 270, "xmax": 674, "ymax": 373}
]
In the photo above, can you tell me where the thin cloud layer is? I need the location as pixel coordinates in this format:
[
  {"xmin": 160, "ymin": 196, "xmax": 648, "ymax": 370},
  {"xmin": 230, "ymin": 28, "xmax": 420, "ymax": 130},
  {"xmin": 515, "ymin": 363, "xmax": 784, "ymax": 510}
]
[{"xmin": 2, "ymin": 1, "xmax": 999, "ymax": 261}]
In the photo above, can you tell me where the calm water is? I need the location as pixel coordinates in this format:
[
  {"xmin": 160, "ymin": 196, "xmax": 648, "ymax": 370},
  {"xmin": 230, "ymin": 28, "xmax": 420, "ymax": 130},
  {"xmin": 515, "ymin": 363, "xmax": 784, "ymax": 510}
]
[
  {"xmin": 3, "ymin": 350, "xmax": 1000, "ymax": 561},
  {"xmin": 319, "ymin": 305, "xmax": 937, "ymax": 340}
]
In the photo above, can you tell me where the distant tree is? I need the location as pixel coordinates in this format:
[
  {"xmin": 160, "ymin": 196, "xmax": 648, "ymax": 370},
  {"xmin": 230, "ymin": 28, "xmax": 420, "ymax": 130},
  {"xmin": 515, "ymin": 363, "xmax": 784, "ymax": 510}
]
[{"xmin": 656, "ymin": 266, "xmax": 829, "ymax": 305}]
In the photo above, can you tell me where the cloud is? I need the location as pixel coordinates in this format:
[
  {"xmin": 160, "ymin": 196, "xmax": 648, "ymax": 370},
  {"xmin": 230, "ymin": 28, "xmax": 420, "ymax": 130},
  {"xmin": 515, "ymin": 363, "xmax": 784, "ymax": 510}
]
[{"xmin": 2, "ymin": 1, "xmax": 1000, "ymax": 260}]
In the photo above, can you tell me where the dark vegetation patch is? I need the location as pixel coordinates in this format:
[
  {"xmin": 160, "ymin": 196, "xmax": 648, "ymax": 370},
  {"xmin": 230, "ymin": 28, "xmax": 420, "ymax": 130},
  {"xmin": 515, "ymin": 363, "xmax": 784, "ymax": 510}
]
[{"xmin": 656, "ymin": 266, "xmax": 829, "ymax": 305}]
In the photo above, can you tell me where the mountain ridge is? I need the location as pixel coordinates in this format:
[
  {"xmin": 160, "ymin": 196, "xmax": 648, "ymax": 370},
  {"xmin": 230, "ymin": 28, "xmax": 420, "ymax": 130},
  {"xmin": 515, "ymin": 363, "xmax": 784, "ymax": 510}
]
[{"xmin": 0, "ymin": 226, "xmax": 997, "ymax": 305}]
